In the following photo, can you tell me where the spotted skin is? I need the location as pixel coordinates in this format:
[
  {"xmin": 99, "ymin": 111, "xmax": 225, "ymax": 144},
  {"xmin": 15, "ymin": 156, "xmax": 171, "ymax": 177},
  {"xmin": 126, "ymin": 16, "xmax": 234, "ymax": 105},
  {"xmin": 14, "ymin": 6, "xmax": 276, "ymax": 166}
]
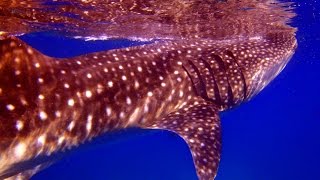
[
  {"xmin": 0, "ymin": 0, "xmax": 297, "ymax": 180},
  {"xmin": 145, "ymin": 100, "xmax": 221, "ymax": 179}
]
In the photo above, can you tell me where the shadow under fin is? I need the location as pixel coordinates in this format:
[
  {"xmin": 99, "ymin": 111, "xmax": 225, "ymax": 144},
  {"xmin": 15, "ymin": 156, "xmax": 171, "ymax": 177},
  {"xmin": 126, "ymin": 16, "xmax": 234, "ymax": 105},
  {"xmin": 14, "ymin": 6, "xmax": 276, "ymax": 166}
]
[
  {"xmin": 3, "ymin": 161, "xmax": 52, "ymax": 180},
  {"xmin": 142, "ymin": 100, "xmax": 221, "ymax": 179}
]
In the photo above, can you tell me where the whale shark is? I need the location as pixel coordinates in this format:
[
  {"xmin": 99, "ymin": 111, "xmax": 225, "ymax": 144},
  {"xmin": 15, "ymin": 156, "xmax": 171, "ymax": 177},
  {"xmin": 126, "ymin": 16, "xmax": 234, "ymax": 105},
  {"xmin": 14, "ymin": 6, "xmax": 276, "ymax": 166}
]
[{"xmin": 0, "ymin": 0, "xmax": 297, "ymax": 179}]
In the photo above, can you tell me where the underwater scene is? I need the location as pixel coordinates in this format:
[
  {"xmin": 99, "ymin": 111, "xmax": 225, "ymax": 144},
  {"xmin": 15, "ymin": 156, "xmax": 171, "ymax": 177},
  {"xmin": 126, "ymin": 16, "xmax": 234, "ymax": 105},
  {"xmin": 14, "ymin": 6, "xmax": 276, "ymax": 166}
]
[{"xmin": 0, "ymin": 0, "xmax": 319, "ymax": 180}]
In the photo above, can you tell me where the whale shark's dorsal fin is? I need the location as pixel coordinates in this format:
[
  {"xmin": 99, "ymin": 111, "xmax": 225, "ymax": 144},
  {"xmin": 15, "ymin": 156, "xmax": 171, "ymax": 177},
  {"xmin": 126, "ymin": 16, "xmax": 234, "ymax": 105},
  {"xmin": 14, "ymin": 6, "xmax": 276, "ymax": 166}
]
[{"xmin": 142, "ymin": 99, "xmax": 221, "ymax": 179}]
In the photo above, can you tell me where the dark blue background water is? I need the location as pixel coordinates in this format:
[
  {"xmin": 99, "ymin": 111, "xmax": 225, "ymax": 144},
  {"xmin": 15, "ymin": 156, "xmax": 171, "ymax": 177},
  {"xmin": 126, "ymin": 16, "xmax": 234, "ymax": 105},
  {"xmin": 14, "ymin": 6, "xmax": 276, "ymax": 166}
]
[{"xmin": 18, "ymin": 1, "xmax": 320, "ymax": 179}]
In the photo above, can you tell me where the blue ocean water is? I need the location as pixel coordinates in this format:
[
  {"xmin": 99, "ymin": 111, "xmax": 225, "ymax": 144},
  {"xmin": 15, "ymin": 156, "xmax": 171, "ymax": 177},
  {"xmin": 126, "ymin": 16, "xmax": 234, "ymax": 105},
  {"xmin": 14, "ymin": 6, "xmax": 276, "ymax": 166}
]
[{"xmin": 17, "ymin": 1, "xmax": 320, "ymax": 180}]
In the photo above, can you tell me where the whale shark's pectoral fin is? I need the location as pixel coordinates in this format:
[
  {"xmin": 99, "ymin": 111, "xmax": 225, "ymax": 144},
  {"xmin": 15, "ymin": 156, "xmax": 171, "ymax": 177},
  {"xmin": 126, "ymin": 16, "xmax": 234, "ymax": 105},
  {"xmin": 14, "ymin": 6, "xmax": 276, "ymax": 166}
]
[{"xmin": 143, "ymin": 101, "xmax": 221, "ymax": 180}]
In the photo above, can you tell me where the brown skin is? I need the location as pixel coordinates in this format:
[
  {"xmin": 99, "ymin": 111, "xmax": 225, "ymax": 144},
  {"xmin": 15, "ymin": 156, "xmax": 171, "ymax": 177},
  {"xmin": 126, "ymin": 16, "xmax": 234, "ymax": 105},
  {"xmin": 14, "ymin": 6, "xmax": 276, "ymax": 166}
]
[{"xmin": 0, "ymin": 0, "xmax": 296, "ymax": 179}]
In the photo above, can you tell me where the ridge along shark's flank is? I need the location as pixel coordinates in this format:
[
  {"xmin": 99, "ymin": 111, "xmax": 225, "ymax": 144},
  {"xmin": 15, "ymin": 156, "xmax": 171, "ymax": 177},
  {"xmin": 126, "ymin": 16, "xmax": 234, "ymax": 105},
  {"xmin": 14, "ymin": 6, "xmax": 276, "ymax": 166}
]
[{"xmin": 0, "ymin": 0, "xmax": 297, "ymax": 180}]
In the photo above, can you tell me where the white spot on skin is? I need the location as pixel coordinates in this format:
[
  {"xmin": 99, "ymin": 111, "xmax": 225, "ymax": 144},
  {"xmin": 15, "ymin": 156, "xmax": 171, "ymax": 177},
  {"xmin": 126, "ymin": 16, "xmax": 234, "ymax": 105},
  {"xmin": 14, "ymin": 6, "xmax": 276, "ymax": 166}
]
[
  {"xmin": 37, "ymin": 135, "xmax": 46, "ymax": 146},
  {"xmin": 97, "ymin": 84, "xmax": 103, "ymax": 94},
  {"xmin": 137, "ymin": 66, "xmax": 142, "ymax": 72},
  {"xmin": 161, "ymin": 82, "xmax": 166, "ymax": 87},
  {"xmin": 119, "ymin": 112, "xmax": 125, "ymax": 119},
  {"xmin": 106, "ymin": 107, "xmax": 112, "ymax": 116},
  {"xmin": 85, "ymin": 90, "xmax": 92, "ymax": 98},
  {"xmin": 134, "ymin": 81, "xmax": 140, "ymax": 89},
  {"xmin": 143, "ymin": 104, "xmax": 149, "ymax": 113},
  {"xmin": 147, "ymin": 92, "xmax": 153, "ymax": 97},
  {"xmin": 58, "ymin": 136, "xmax": 65, "ymax": 145},
  {"xmin": 38, "ymin": 94, "xmax": 45, "ymax": 100},
  {"xmin": 35, "ymin": 63, "xmax": 40, "ymax": 68},
  {"xmin": 14, "ymin": 57, "xmax": 21, "ymax": 63},
  {"xmin": 20, "ymin": 98, "xmax": 28, "ymax": 105},
  {"xmin": 27, "ymin": 48, "xmax": 33, "ymax": 54},
  {"xmin": 14, "ymin": 143, "xmax": 26, "ymax": 158},
  {"xmin": 16, "ymin": 120, "xmax": 24, "ymax": 131},
  {"xmin": 122, "ymin": 75, "xmax": 127, "ymax": 81},
  {"xmin": 38, "ymin": 78, "xmax": 44, "ymax": 83},
  {"xmin": 55, "ymin": 111, "xmax": 61, "ymax": 118},
  {"xmin": 76, "ymin": 92, "xmax": 82, "ymax": 98},
  {"xmin": 15, "ymin": 70, "xmax": 21, "ymax": 75},
  {"xmin": 68, "ymin": 99, "xmax": 75, "ymax": 106},
  {"xmin": 107, "ymin": 81, "xmax": 113, "ymax": 88},
  {"xmin": 179, "ymin": 91, "xmax": 184, "ymax": 97},
  {"xmin": 64, "ymin": 83, "xmax": 70, "ymax": 88},
  {"xmin": 6, "ymin": 104, "xmax": 15, "ymax": 111},
  {"xmin": 126, "ymin": 97, "xmax": 132, "ymax": 105},
  {"xmin": 39, "ymin": 111, "xmax": 48, "ymax": 120},
  {"xmin": 87, "ymin": 73, "xmax": 92, "ymax": 79},
  {"xmin": 86, "ymin": 115, "xmax": 93, "ymax": 133}
]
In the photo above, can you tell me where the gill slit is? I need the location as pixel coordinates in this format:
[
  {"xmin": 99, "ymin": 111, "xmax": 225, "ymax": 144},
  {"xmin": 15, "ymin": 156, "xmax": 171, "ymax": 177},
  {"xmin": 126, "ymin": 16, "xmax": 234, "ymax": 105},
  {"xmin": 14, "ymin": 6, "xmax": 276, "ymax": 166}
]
[
  {"xmin": 203, "ymin": 55, "xmax": 234, "ymax": 106},
  {"xmin": 183, "ymin": 60, "xmax": 221, "ymax": 106},
  {"xmin": 225, "ymin": 50, "xmax": 248, "ymax": 101}
]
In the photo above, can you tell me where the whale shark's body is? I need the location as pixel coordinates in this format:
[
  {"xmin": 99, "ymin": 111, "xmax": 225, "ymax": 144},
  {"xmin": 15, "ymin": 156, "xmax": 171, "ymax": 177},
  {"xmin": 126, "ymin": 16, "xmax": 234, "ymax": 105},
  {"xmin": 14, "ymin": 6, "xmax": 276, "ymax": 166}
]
[{"xmin": 0, "ymin": 0, "xmax": 297, "ymax": 179}]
